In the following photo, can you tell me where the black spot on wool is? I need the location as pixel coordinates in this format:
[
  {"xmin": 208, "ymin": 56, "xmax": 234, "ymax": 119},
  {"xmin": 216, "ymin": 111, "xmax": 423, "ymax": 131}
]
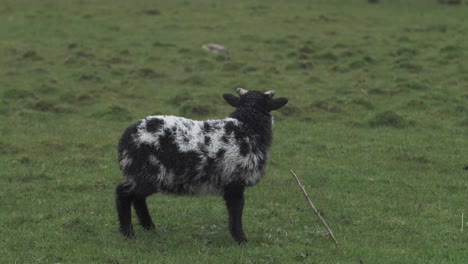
[
  {"xmin": 203, "ymin": 157, "xmax": 217, "ymax": 178},
  {"xmin": 204, "ymin": 136, "xmax": 211, "ymax": 146},
  {"xmin": 221, "ymin": 135, "xmax": 229, "ymax": 144},
  {"xmin": 145, "ymin": 118, "xmax": 164, "ymax": 133},
  {"xmin": 239, "ymin": 140, "xmax": 250, "ymax": 156},
  {"xmin": 119, "ymin": 123, "xmax": 206, "ymax": 193},
  {"xmin": 200, "ymin": 149, "xmax": 229, "ymax": 187},
  {"xmin": 118, "ymin": 122, "xmax": 161, "ymax": 195},
  {"xmin": 118, "ymin": 122, "xmax": 139, "ymax": 159},
  {"xmin": 155, "ymin": 129, "xmax": 202, "ymax": 184},
  {"xmin": 182, "ymin": 133, "xmax": 190, "ymax": 143},
  {"xmin": 216, "ymin": 148, "xmax": 226, "ymax": 158},
  {"xmin": 182, "ymin": 121, "xmax": 193, "ymax": 129},
  {"xmin": 202, "ymin": 122, "xmax": 212, "ymax": 133},
  {"xmin": 224, "ymin": 121, "xmax": 245, "ymax": 142}
]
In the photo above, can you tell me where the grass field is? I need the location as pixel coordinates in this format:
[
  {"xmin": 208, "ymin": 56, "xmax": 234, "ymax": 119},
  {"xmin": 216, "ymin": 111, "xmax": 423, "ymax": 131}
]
[{"xmin": 1, "ymin": 0, "xmax": 467, "ymax": 263}]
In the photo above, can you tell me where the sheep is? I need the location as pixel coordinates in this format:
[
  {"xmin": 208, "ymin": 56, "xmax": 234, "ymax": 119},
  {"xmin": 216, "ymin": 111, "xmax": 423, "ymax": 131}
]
[{"xmin": 115, "ymin": 88, "xmax": 288, "ymax": 243}]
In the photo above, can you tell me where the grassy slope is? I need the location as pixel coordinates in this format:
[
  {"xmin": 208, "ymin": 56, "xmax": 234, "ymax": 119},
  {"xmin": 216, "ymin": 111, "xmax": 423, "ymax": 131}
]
[{"xmin": 0, "ymin": 0, "xmax": 467, "ymax": 263}]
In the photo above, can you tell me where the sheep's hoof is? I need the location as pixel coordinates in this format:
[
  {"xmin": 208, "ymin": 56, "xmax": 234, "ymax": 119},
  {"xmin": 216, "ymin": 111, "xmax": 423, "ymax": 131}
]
[
  {"xmin": 234, "ymin": 233, "xmax": 248, "ymax": 244},
  {"xmin": 236, "ymin": 238, "xmax": 248, "ymax": 244},
  {"xmin": 120, "ymin": 227, "xmax": 135, "ymax": 238},
  {"xmin": 141, "ymin": 222, "xmax": 155, "ymax": 230}
]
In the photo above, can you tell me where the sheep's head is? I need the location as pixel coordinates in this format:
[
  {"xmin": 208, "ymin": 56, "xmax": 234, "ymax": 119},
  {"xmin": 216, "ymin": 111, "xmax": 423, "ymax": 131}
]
[{"xmin": 223, "ymin": 88, "xmax": 288, "ymax": 112}]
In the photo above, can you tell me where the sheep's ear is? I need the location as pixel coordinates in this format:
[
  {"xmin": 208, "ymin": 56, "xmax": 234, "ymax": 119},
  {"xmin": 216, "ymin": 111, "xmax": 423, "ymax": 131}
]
[
  {"xmin": 270, "ymin": 97, "xmax": 288, "ymax": 111},
  {"xmin": 223, "ymin": 93, "xmax": 240, "ymax": 107}
]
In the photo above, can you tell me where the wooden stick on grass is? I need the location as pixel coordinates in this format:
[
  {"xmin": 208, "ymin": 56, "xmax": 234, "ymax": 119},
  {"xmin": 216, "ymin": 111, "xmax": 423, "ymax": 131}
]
[
  {"xmin": 289, "ymin": 169, "xmax": 340, "ymax": 248},
  {"xmin": 462, "ymin": 212, "xmax": 464, "ymax": 233}
]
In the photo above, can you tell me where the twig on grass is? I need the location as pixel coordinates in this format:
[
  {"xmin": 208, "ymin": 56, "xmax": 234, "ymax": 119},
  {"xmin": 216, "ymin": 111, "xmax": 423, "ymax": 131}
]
[
  {"xmin": 289, "ymin": 169, "xmax": 340, "ymax": 248},
  {"xmin": 462, "ymin": 212, "xmax": 464, "ymax": 233}
]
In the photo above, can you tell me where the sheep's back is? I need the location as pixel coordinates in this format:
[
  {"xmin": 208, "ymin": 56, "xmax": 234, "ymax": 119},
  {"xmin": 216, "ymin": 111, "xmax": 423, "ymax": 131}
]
[{"xmin": 118, "ymin": 115, "xmax": 267, "ymax": 194}]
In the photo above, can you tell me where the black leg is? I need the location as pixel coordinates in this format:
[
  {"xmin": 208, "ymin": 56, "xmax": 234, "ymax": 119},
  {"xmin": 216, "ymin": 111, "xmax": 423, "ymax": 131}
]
[
  {"xmin": 133, "ymin": 197, "xmax": 155, "ymax": 230},
  {"xmin": 224, "ymin": 184, "xmax": 247, "ymax": 243},
  {"xmin": 116, "ymin": 182, "xmax": 135, "ymax": 238}
]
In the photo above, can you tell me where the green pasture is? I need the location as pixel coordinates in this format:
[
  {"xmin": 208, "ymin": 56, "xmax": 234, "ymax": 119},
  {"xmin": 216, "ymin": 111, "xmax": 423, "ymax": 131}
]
[{"xmin": 0, "ymin": 0, "xmax": 467, "ymax": 263}]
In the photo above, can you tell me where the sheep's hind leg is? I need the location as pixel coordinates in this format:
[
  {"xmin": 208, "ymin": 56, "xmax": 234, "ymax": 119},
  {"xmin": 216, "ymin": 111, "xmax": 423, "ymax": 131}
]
[
  {"xmin": 224, "ymin": 184, "xmax": 247, "ymax": 243},
  {"xmin": 116, "ymin": 182, "xmax": 135, "ymax": 238},
  {"xmin": 133, "ymin": 197, "xmax": 155, "ymax": 230}
]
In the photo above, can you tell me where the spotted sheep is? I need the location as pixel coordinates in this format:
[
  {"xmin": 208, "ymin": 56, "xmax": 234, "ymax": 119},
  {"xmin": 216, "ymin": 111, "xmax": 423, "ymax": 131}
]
[{"xmin": 115, "ymin": 88, "xmax": 288, "ymax": 243}]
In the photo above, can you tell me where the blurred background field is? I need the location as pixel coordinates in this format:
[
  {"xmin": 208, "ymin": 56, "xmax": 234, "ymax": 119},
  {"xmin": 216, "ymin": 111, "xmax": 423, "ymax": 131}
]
[{"xmin": 0, "ymin": 0, "xmax": 467, "ymax": 263}]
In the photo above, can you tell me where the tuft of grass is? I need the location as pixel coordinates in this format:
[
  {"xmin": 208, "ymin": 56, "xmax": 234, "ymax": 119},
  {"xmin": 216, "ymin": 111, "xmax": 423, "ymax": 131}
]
[
  {"xmin": 0, "ymin": 142, "xmax": 21, "ymax": 155},
  {"xmin": 179, "ymin": 101, "xmax": 217, "ymax": 118},
  {"xmin": 312, "ymin": 100, "xmax": 341, "ymax": 113},
  {"xmin": 132, "ymin": 68, "xmax": 165, "ymax": 79},
  {"xmin": 3, "ymin": 89, "xmax": 36, "ymax": 100},
  {"xmin": 30, "ymin": 100, "xmax": 68, "ymax": 113},
  {"xmin": 351, "ymin": 98, "xmax": 375, "ymax": 110},
  {"xmin": 368, "ymin": 110, "xmax": 410, "ymax": 128},
  {"xmin": 90, "ymin": 104, "xmax": 133, "ymax": 121},
  {"xmin": 21, "ymin": 50, "xmax": 43, "ymax": 61}
]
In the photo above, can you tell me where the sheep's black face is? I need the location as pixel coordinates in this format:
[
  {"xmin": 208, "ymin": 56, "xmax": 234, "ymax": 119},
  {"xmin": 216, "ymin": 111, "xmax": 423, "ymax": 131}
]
[{"xmin": 223, "ymin": 88, "xmax": 288, "ymax": 112}]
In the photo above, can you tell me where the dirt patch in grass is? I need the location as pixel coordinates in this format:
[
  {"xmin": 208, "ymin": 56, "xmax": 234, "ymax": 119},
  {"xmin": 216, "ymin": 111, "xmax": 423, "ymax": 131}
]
[
  {"xmin": 0, "ymin": 142, "xmax": 21, "ymax": 155},
  {"xmin": 21, "ymin": 50, "xmax": 43, "ymax": 61},
  {"xmin": 79, "ymin": 73, "xmax": 102, "ymax": 82},
  {"xmin": 180, "ymin": 75, "xmax": 206, "ymax": 86},
  {"xmin": 398, "ymin": 81, "xmax": 429, "ymax": 91},
  {"xmin": 15, "ymin": 173, "xmax": 52, "ymax": 183},
  {"xmin": 3, "ymin": 89, "xmax": 36, "ymax": 100},
  {"xmin": 222, "ymin": 62, "xmax": 244, "ymax": 72},
  {"xmin": 439, "ymin": 45, "xmax": 462, "ymax": 59},
  {"xmin": 395, "ymin": 61, "xmax": 423, "ymax": 73},
  {"xmin": 40, "ymin": 141, "xmax": 68, "ymax": 152},
  {"xmin": 167, "ymin": 92, "xmax": 193, "ymax": 107},
  {"xmin": 393, "ymin": 47, "xmax": 418, "ymax": 57},
  {"xmin": 75, "ymin": 51, "xmax": 94, "ymax": 59},
  {"xmin": 31, "ymin": 100, "xmax": 69, "ymax": 113},
  {"xmin": 279, "ymin": 104, "xmax": 302, "ymax": 117},
  {"xmin": 405, "ymin": 99, "xmax": 427, "ymax": 109},
  {"xmin": 62, "ymin": 217, "xmax": 96, "ymax": 235},
  {"xmin": 395, "ymin": 154, "xmax": 432, "ymax": 165},
  {"xmin": 276, "ymin": 103, "xmax": 303, "ymax": 121},
  {"xmin": 351, "ymin": 98, "xmax": 375, "ymax": 110},
  {"xmin": 330, "ymin": 64, "xmax": 350, "ymax": 73},
  {"xmin": 179, "ymin": 102, "xmax": 217, "ymax": 118},
  {"xmin": 38, "ymin": 84, "xmax": 58, "ymax": 94},
  {"xmin": 142, "ymin": 8, "xmax": 160, "ymax": 15},
  {"xmin": 153, "ymin": 41, "xmax": 176, "ymax": 47},
  {"xmin": 459, "ymin": 119, "xmax": 468, "ymax": 127},
  {"xmin": 312, "ymin": 100, "xmax": 341, "ymax": 112},
  {"xmin": 90, "ymin": 104, "xmax": 133, "ymax": 121},
  {"xmin": 369, "ymin": 111, "xmax": 411, "ymax": 128},
  {"xmin": 76, "ymin": 93, "xmax": 96, "ymax": 105},
  {"xmin": 348, "ymin": 60, "xmax": 367, "ymax": 70},
  {"xmin": 367, "ymin": 88, "xmax": 401, "ymax": 96},
  {"xmin": 285, "ymin": 61, "xmax": 314, "ymax": 71},
  {"xmin": 134, "ymin": 67, "xmax": 162, "ymax": 80},
  {"xmin": 315, "ymin": 52, "xmax": 338, "ymax": 63}
]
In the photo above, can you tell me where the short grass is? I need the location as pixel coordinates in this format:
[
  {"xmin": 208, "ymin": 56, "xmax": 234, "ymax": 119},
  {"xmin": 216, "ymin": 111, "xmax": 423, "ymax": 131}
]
[{"xmin": 1, "ymin": 0, "xmax": 467, "ymax": 263}]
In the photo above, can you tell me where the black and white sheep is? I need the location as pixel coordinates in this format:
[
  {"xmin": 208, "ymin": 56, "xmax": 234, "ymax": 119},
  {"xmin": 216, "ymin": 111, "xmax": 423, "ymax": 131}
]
[{"xmin": 115, "ymin": 88, "xmax": 288, "ymax": 243}]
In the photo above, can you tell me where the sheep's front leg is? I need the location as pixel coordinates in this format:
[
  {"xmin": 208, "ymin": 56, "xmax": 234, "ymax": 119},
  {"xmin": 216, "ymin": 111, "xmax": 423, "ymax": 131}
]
[{"xmin": 224, "ymin": 184, "xmax": 247, "ymax": 243}]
